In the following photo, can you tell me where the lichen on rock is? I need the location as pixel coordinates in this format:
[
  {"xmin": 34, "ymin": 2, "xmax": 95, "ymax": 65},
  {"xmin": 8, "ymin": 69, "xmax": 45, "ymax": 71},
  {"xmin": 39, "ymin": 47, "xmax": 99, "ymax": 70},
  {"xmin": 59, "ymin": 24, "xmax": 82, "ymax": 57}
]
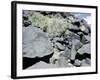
[{"xmin": 22, "ymin": 10, "xmax": 91, "ymax": 69}]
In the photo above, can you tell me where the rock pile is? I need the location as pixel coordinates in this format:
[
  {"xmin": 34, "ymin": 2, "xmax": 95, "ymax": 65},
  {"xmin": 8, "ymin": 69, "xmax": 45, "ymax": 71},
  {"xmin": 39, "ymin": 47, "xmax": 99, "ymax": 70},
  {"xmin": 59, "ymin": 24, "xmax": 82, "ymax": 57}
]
[{"xmin": 22, "ymin": 10, "xmax": 91, "ymax": 69}]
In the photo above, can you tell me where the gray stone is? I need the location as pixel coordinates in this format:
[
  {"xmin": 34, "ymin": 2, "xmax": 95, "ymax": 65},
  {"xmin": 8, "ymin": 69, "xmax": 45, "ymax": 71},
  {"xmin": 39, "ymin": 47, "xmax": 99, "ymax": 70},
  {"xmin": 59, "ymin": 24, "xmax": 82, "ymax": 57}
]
[
  {"xmin": 67, "ymin": 16, "xmax": 76, "ymax": 23},
  {"xmin": 84, "ymin": 35, "xmax": 91, "ymax": 42},
  {"xmin": 77, "ymin": 43, "xmax": 91, "ymax": 54},
  {"xmin": 62, "ymin": 47, "xmax": 71, "ymax": 60},
  {"xmin": 68, "ymin": 25, "xmax": 80, "ymax": 30},
  {"xmin": 70, "ymin": 39, "xmax": 83, "ymax": 60},
  {"xmin": 80, "ymin": 25, "xmax": 89, "ymax": 35},
  {"xmin": 81, "ymin": 58, "xmax": 91, "ymax": 66},
  {"xmin": 72, "ymin": 39, "xmax": 80, "ymax": 45},
  {"xmin": 73, "ymin": 33, "xmax": 80, "ymax": 40},
  {"xmin": 55, "ymin": 42, "xmax": 65, "ymax": 50},
  {"xmin": 71, "ymin": 39, "xmax": 83, "ymax": 51},
  {"xmin": 52, "ymin": 37, "xmax": 64, "ymax": 43},
  {"xmin": 56, "ymin": 56, "xmax": 68, "ymax": 67},
  {"xmin": 27, "ymin": 61, "xmax": 56, "ymax": 69},
  {"xmin": 23, "ymin": 26, "xmax": 53, "ymax": 58},
  {"xmin": 85, "ymin": 58, "xmax": 91, "ymax": 65},
  {"xmin": 50, "ymin": 47, "xmax": 70, "ymax": 67},
  {"xmin": 66, "ymin": 32, "xmax": 80, "ymax": 41},
  {"xmin": 83, "ymin": 28, "xmax": 89, "ymax": 34},
  {"xmin": 70, "ymin": 44, "xmax": 77, "ymax": 60},
  {"xmin": 74, "ymin": 59, "xmax": 81, "ymax": 66},
  {"xmin": 80, "ymin": 25, "xmax": 86, "ymax": 32},
  {"xmin": 75, "ymin": 42, "xmax": 83, "ymax": 51},
  {"xmin": 81, "ymin": 35, "xmax": 90, "ymax": 44}
]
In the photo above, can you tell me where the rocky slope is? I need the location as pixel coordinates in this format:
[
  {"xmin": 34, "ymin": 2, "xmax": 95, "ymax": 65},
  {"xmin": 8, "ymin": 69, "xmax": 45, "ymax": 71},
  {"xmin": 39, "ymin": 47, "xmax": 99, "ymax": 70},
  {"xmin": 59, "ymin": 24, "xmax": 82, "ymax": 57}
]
[{"xmin": 22, "ymin": 10, "xmax": 91, "ymax": 69}]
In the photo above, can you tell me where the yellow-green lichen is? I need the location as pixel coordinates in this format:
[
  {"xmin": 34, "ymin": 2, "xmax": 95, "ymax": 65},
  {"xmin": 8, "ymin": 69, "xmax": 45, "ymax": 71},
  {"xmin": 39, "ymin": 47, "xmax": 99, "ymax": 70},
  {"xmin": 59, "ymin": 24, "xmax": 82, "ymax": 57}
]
[{"xmin": 29, "ymin": 11, "xmax": 71, "ymax": 38}]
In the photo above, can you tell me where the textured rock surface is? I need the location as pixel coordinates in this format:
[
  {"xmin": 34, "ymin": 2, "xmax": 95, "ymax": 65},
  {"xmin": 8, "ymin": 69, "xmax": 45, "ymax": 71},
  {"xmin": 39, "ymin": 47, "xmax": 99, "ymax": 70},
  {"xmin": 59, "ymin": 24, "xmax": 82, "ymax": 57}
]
[
  {"xmin": 22, "ymin": 10, "xmax": 91, "ymax": 69},
  {"xmin": 77, "ymin": 43, "xmax": 91, "ymax": 54},
  {"xmin": 23, "ymin": 26, "xmax": 53, "ymax": 58}
]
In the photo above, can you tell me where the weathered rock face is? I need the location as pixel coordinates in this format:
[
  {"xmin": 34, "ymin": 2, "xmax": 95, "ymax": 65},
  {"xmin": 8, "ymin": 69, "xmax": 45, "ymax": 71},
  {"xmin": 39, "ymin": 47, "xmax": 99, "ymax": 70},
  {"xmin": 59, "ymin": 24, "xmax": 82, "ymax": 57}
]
[
  {"xmin": 23, "ymin": 26, "xmax": 53, "ymax": 58},
  {"xmin": 22, "ymin": 10, "xmax": 91, "ymax": 69}
]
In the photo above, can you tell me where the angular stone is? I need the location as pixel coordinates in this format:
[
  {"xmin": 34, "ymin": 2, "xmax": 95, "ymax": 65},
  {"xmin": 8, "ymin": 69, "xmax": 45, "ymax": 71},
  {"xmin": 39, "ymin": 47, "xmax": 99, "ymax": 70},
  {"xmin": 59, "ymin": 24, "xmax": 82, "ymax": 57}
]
[
  {"xmin": 77, "ymin": 43, "xmax": 91, "ymax": 54},
  {"xmin": 72, "ymin": 39, "xmax": 80, "ymax": 45},
  {"xmin": 70, "ymin": 44, "xmax": 77, "ymax": 60},
  {"xmin": 75, "ymin": 42, "xmax": 83, "ymax": 51},
  {"xmin": 80, "ymin": 25, "xmax": 86, "ymax": 32},
  {"xmin": 68, "ymin": 25, "xmax": 80, "ymax": 30},
  {"xmin": 71, "ymin": 39, "xmax": 83, "ymax": 50},
  {"xmin": 62, "ymin": 47, "xmax": 71, "ymax": 60},
  {"xmin": 56, "ymin": 56, "xmax": 68, "ymax": 67},
  {"xmin": 81, "ymin": 35, "xmax": 90, "ymax": 44},
  {"xmin": 55, "ymin": 42, "xmax": 65, "ymax": 50},
  {"xmin": 84, "ymin": 35, "xmax": 91, "ymax": 42}
]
